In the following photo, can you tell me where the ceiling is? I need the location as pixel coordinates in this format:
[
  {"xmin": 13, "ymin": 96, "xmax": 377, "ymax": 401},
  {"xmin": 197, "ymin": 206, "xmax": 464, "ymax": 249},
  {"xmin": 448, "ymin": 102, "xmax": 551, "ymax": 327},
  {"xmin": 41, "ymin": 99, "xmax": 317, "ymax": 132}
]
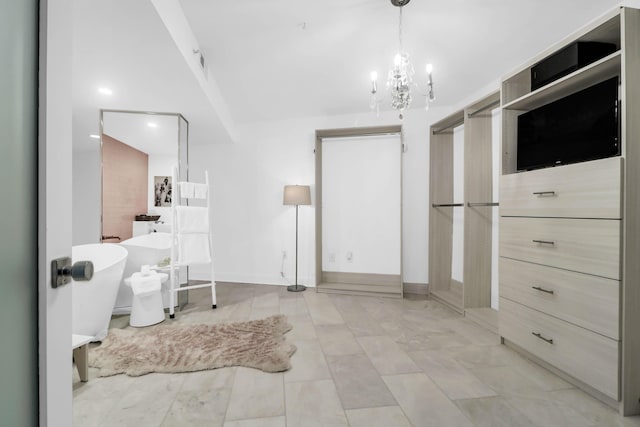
[
  {"xmin": 102, "ymin": 111, "xmax": 181, "ymax": 156},
  {"xmin": 72, "ymin": 0, "xmax": 225, "ymax": 151},
  {"xmin": 72, "ymin": 0, "xmax": 627, "ymax": 148}
]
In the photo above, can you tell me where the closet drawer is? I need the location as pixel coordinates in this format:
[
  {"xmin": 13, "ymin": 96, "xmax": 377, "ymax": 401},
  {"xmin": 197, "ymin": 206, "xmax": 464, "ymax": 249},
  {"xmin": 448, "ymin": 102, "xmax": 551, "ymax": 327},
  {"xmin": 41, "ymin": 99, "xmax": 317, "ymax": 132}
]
[
  {"xmin": 500, "ymin": 217, "xmax": 620, "ymax": 280},
  {"xmin": 500, "ymin": 157, "xmax": 622, "ymax": 219},
  {"xmin": 499, "ymin": 298, "xmax": 619, "ymax": 400},
  {"xmin": 500, "ymin": 258, "xmax": 619, "ymax": 339}
]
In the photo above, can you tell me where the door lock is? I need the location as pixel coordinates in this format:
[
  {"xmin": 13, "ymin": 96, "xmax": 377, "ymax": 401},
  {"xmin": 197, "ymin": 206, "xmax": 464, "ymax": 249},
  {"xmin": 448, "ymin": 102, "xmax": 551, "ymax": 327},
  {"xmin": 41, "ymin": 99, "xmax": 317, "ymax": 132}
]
[{"xmin": 51, "ymin": 257, "xmax": 94, "ymax": 288}]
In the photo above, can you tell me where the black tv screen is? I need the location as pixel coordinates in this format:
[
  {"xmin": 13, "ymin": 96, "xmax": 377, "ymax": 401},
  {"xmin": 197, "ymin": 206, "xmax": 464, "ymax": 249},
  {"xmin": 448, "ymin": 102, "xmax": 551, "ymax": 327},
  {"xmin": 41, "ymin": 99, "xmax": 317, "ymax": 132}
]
[{"xmin": 517, "ymin": 77, "xmax": 620, "ymax": 171}]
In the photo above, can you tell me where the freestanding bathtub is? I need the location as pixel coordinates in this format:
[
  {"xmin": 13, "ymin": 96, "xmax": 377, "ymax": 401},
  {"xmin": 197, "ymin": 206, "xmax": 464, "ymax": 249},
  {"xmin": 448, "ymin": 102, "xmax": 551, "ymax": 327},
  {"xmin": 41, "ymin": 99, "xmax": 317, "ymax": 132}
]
[
  {"xmin": 72, "ymin": 243, "xmax": 128, "ymax": 341},
  {"xmin": 115, "ymin": 232, "xmax": 179, "ymax": 314}
]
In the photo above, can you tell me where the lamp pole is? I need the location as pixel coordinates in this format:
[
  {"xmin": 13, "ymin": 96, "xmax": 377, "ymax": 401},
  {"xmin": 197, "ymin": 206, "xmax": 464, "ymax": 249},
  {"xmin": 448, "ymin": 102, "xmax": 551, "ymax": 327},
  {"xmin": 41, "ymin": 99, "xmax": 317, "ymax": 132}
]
[
  {"xmin": 295, "ymin": 204, "xmax": 299, "ymax": 288},
  {"xmin": 283, "ymin": 185, "xmax": 310, "ymax": 292},
  {"xmin": 288, "ymin": 203, "xmax": 306, "ymax": 291}
]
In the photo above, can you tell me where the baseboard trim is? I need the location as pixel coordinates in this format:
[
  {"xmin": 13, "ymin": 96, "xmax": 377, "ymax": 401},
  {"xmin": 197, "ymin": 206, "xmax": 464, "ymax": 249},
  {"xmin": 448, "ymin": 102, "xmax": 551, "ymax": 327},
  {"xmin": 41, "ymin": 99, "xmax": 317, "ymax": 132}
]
[
  {"xmin": 214, "ymin": 281, "xmax": 316, "ymax": 288},
  {"xmin": 403, "ymin": 282, "xmax": 429, "ymax": 295},
  {"xmin": 321, "ymin": 271, "xmax": 401, "ymax": 287}
]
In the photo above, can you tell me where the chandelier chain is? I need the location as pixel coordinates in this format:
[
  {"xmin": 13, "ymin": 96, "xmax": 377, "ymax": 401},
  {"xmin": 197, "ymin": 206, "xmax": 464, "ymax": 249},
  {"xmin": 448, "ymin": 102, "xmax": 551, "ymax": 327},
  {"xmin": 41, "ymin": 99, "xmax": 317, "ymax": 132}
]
[{"xmin": 398, "ymin": 6, "xmax": 403, "ymax": 53}]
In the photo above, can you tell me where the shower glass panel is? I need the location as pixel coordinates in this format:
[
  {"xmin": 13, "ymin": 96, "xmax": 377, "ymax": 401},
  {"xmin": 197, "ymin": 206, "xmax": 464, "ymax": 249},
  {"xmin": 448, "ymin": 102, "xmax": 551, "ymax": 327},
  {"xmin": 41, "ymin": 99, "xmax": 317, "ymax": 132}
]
[
  {"xmin": 451, "ymin": 125, "xmax": 465, "ymax": 286},
  {"xmin": 178, "ymin": 115, "xmax": 189, "ymax": 186}
]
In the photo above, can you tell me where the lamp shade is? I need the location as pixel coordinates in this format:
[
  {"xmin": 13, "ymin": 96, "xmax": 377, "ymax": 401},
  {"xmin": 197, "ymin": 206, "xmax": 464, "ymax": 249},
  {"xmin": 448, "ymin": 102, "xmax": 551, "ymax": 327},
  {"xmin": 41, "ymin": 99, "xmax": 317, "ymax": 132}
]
[{"xmin": 283, "ymin": 185, "xmax": 311, "ymax": 206}]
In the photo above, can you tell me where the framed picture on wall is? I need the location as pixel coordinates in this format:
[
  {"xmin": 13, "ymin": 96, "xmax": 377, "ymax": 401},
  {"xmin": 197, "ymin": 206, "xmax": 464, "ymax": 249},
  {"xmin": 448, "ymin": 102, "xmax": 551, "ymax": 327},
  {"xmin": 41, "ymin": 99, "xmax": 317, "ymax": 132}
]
[{"xmin": 154, "ymin": 176, "xmax": 172, "ymax": 207}]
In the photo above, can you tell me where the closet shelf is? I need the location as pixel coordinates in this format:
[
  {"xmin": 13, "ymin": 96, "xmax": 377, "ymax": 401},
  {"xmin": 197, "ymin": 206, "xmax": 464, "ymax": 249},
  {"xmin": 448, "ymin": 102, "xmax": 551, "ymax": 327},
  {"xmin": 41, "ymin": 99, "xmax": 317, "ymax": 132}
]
[{"xmin": 502, "ymin": 51, "xmax": 621, "ymax": 111}]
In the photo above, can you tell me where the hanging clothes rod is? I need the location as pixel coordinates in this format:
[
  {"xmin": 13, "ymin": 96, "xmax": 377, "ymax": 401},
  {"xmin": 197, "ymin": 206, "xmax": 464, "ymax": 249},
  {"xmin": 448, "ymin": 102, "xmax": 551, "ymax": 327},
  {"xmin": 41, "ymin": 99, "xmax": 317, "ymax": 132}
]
[
  {"xmin": 431, "ymin": 120, "xmax": 465, "ymax": 135},
  {"xmin": 467, "ymin": 100, "xmax": 501, "ymax": 118},
  {"xmin": 431, "ymin": 114, "xmax": 464, "ymax": 135},
  {"xmin": 467, "ymin": 202, "xmax": 499, "ymax": 207},
  {"xmin": 432, "ymin": 203, "xmax": 464, "ymax": 207}
]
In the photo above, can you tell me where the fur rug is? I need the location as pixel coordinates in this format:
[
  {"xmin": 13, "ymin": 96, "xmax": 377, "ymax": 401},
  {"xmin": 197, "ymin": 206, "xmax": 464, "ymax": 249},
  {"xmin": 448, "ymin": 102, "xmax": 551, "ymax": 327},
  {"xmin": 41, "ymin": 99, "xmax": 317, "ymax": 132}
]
[{"xmin": 88, "ymin": 315, "xmax": 296, "ymax": 377}]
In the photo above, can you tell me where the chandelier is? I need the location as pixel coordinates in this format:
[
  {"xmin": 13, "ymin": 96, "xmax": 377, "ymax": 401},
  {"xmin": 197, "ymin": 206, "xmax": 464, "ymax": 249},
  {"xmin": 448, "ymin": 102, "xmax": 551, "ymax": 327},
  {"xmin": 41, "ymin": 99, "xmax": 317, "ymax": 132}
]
[{"xmin": 370, "ymin": 0, "xmax": 435, "ymax": 119}]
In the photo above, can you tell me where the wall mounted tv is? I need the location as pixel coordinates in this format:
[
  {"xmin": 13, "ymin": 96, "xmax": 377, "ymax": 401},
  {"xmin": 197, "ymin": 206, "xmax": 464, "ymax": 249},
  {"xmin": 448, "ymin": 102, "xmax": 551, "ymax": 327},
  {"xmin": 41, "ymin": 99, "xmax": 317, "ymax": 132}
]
[{"xmin": 516, "ymin": 76, "xmax": 620, "ymax": 172}]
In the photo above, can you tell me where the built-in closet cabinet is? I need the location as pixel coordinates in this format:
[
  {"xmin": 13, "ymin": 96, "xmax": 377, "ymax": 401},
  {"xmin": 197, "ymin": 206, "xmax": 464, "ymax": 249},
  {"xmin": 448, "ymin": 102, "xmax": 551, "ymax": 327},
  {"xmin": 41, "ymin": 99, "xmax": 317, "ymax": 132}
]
[
  {"xmin": 498, "ymin": 6, "xmax": 640, "ymax": 415},
  {"xmin": 429, "ymin": 91, "xmax": 500, "ymax": 330}
]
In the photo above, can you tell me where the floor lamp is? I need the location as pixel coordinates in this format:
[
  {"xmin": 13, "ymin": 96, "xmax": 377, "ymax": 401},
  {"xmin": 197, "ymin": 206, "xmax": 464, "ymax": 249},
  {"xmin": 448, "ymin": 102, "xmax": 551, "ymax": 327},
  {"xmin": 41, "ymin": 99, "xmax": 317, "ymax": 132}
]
[{"xmin": 283, "ymin": 185, "xmax": 311, "ymax": 292}]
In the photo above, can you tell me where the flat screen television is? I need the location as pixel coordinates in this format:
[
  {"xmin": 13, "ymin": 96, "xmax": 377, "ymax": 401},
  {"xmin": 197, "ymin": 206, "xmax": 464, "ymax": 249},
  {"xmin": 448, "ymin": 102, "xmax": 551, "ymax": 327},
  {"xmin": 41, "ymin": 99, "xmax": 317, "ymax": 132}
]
[{"xmin": 516, "ymin": 76, "xmax": 620, "ymax": 171}]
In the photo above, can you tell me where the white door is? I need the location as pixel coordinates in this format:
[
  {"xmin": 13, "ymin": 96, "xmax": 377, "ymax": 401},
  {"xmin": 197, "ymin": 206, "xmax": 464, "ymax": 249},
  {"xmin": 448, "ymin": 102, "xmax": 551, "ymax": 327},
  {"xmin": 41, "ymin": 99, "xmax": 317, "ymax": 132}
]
[
  {"xmin": 1, "ymin": 0, "xmax": 71, "ymax": 425},
  {"xmin": 39, "ymin": 0, "xmax": 74, "ymax": 425},
  {"xmin": 1, "ymin": 0, "xmax": 41, "ymax": 424}
]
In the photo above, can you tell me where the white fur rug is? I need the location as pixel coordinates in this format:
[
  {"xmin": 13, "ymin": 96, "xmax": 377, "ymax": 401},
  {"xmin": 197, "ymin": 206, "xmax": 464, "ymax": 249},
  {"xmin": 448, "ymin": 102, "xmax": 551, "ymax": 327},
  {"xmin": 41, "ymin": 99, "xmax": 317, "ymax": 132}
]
[{"xmin": 88, "ymin": 315, "xmax": 296, "ymax": 377}]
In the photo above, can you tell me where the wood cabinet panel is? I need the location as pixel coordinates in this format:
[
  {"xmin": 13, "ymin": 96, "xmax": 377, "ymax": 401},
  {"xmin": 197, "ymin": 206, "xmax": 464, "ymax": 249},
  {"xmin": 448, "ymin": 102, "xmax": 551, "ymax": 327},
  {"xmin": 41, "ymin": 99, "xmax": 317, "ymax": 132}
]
[
  {"xmin": 500, "ymin": 257, "xmax": 620, "ymax": 339},
  {"xmin": 500, "ymin": 298, "xmax": 619, "ymax": 400},
  {"xmin": 500, "ymin": 217, "xmax": 621, "ymax": 280},
  {"xmin": 500, "ymin": 157, "xmax": 622, "ymax": 219}
]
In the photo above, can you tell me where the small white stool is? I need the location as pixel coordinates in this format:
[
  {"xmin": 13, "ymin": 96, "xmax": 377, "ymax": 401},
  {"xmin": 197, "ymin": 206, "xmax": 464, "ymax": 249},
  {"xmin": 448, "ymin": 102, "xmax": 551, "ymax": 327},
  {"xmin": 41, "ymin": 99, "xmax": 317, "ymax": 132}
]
[
  {"xmin": 72, "ymin": 334, "xmax": 92, "ymax": 382},
  {"xmin": 124, "ymin": 273, "xmax": 168, "ymax": 327}
]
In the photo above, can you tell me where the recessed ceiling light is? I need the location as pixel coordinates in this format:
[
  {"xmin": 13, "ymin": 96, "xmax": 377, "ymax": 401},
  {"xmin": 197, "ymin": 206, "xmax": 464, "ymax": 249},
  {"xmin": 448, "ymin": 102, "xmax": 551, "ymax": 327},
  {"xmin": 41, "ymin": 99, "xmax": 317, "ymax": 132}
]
[
  {"xmin": 98, "ymin": 87, "xmax": 113, "ymax": 95},
  {"xmin": 89, "ymin": 134, "xmax": 100, "ymax": 139},
  {"xmin": 147, "ymin": 122, "xmax": 158, "ymax": 128}
]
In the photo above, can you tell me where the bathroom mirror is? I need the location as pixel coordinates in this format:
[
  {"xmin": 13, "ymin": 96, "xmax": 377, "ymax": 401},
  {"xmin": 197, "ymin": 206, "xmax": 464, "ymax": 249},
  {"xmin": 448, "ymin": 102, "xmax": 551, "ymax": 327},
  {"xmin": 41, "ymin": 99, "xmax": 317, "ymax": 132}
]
[
  {"xmin": 100, "ymin": 110, "xmax": 188, "ymax": 243},
  {"xmin": 99, "ymin": 110, "xmax": 189, "ymax": 314}
]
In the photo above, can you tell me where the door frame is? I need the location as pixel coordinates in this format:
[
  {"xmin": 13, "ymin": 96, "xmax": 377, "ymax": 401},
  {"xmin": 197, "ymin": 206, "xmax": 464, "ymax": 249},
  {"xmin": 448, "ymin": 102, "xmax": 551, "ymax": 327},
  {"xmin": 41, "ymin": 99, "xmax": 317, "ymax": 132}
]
[
  {"xmin": 314, "ymin": 125, "xmax": 404, "ymax": 297},
  {"xmin": 39, "ymin": 0, "xmax": 73, "ymax": 425}
]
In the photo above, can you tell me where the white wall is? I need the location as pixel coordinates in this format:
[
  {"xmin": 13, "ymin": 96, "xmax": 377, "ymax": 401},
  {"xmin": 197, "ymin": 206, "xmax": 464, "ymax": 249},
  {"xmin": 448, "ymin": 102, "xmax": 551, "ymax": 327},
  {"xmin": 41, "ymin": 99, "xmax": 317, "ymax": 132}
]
[
  {"xmin": 322, "ymin": 135, "xmax": 401, "ymax": 275},
  {"xmin": 451, "ymin": 125, "xmax": 465, "ymax": 282},
  {"xmin": 188, "ymin": 106, "xmax": 454, "ymax": 285},
  {"xmin": 72, "ymin": 146, "xmax": 101, "ymax": 245}
]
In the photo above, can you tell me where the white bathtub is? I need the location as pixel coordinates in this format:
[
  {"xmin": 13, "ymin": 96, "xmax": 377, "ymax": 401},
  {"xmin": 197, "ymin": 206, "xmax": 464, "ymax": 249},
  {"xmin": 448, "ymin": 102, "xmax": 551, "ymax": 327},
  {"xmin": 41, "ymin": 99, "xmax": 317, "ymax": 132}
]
[
  {"xmin": 114, "ymin": 232, "xmax": 179, "ymax": 313},
  {"xmin": 72, "ymin": 243, "xmax": 128, "ymax": 341}
]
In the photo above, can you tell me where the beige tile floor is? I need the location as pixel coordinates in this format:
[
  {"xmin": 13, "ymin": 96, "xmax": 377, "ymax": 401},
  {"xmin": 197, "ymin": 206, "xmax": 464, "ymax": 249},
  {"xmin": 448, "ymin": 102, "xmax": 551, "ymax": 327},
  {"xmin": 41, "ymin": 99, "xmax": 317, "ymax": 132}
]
[{"xmin": 73, "ymin": 283, "xmax": 640, "ymax": 427}]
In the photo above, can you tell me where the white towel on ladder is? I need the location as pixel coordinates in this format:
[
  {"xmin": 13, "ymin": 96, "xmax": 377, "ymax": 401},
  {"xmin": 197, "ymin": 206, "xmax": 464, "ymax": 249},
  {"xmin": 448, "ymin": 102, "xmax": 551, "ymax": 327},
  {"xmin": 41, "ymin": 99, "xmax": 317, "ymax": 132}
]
[
  {"xmin": 193, "ymin": 183, "xmax": 208, "ymax": 199},
  {"xmin": 176, "ymin": 206, "xmax": 209, "ymax": 233},
  {"xmin": 177, "ymin": 234, "xmax": 211, "ymax": 265},
  {"xmin": 179, "ymin": 182, "xmax": 195, "ymax": 198},
  {"xmin": 175, "ymin": 206, "xmax": 211, "ymax": 265}
]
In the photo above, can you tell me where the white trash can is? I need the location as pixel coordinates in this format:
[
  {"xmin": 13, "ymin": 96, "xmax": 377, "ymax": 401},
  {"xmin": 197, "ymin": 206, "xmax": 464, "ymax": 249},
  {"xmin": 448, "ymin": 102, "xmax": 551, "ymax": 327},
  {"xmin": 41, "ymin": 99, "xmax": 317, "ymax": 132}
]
[{"xmin": 124, "ymin": 267, "xmax": 168, "ymax": 327}]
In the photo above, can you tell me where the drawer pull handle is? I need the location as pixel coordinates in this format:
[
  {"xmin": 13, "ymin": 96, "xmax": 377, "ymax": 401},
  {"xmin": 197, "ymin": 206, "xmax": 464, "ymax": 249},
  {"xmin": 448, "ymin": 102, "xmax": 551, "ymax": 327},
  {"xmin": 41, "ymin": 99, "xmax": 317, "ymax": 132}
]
[
  {"xmin": 532, "ymin": 332, "xmax": 554, "ymax": 344},
  {"xmin": 532, "ymin": 286, "xmax": 555, "ymax": 295},
  {"xmin": 533, "ymin": 191, "xmax": 556, "ymax": 197},
  {"xmin": 467, "ymin": 202, "xmax": 499, "ymax": 207},
  {"xmin": 532, "ymin": 239, "xmax": 555, "ymax": 246},
  {"xmin": 432, "ymin": 203, "xmax": 464, "ymax": 208}
]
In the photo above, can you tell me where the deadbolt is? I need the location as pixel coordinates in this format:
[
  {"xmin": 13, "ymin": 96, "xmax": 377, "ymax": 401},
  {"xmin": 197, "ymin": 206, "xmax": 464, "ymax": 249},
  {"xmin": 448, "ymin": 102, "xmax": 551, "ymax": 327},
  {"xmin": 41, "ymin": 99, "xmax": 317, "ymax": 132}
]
[{"xmin": 51, "ymin": 257, "xmax": 94, "ymax": 288}]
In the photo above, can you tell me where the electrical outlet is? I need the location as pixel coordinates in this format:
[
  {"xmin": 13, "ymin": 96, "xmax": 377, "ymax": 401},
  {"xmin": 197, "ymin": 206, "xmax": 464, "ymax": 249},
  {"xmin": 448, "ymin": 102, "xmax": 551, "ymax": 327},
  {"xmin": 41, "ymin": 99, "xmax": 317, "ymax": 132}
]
[{"xmin": 346, "ymin": 251, "xmax": 353, "ymax": 262}]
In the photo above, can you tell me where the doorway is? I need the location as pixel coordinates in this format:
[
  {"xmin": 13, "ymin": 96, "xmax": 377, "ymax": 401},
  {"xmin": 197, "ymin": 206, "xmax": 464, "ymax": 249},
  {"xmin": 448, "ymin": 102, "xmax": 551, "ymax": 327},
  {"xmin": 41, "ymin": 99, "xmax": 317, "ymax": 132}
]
[{"xmin": 315, "ymin": 126, "xmax": 403, "ymax": 297}]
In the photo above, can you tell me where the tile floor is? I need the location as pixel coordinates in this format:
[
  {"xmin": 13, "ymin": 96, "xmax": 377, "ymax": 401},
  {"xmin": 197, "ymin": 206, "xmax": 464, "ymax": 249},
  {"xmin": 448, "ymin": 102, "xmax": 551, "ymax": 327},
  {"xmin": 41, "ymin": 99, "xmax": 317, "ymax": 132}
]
[{"xmin": 73, "ymin": 283, "xmax": 640, "ymax": 427}]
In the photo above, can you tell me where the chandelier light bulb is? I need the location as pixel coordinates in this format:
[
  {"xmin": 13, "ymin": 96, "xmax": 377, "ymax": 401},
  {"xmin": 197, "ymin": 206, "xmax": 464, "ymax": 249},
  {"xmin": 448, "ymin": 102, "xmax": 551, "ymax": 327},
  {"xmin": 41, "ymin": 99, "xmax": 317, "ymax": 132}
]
[
  {"xmin": 370, "ymin": 71, "xmax": 378, "ymax": 95},
  {"xmin": 394, "ymin": 54, "xmax": 402, "ymax": 67}
]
